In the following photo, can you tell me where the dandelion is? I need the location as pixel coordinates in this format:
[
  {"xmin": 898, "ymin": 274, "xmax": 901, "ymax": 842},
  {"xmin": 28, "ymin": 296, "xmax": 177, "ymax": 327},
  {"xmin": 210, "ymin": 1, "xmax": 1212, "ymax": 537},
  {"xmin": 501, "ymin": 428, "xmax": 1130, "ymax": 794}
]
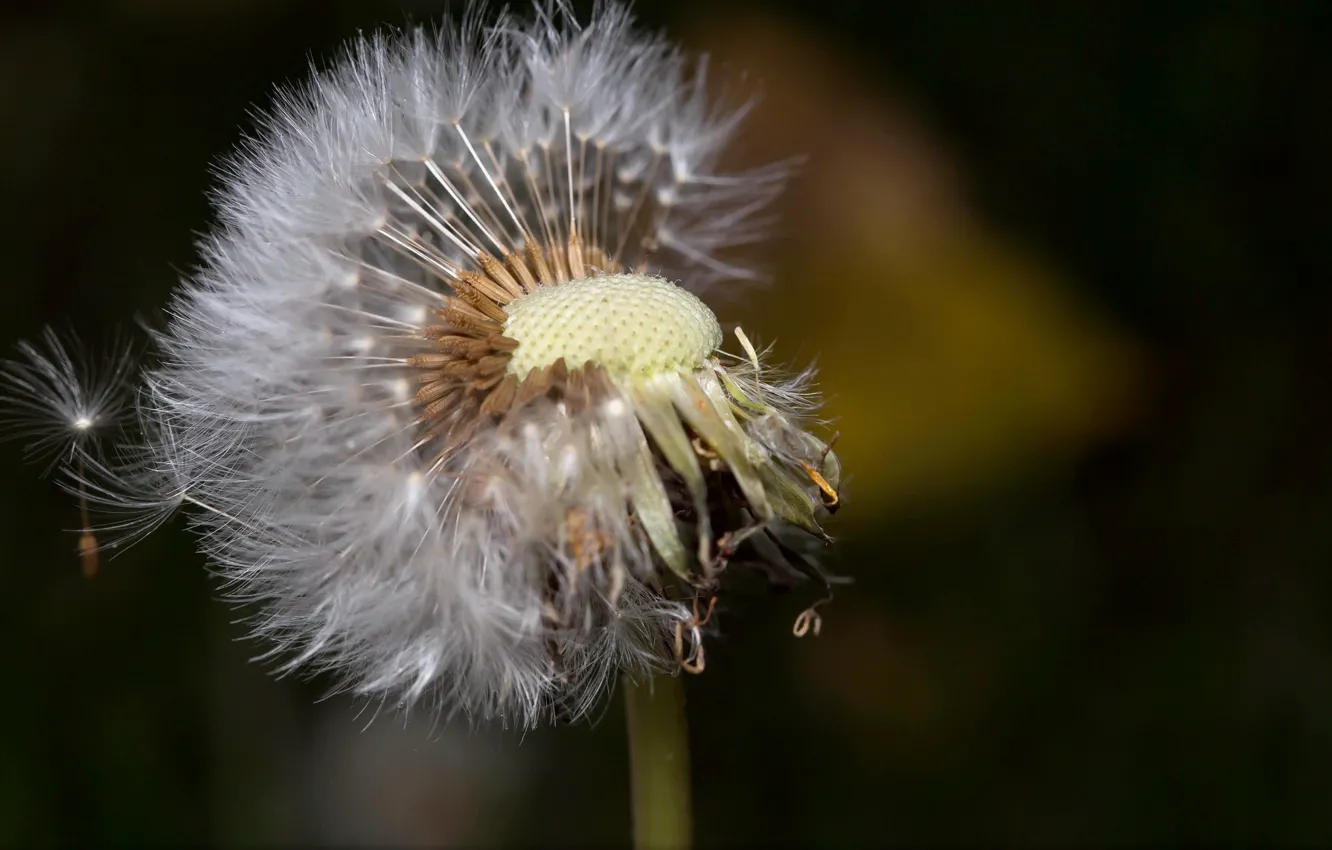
[
  {"xmin": 7, "ymin": 1, "xmax": 843, "ymax": 736},
  {"xmin": 3, "ymin": 3, "xmax": 847, "ymax": 845}
]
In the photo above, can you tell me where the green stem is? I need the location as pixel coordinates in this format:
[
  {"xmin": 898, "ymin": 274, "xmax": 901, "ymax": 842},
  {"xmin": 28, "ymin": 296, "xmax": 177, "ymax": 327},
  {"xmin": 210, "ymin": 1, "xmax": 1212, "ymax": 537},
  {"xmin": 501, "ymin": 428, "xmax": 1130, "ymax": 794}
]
[{"xmin": 623, "ymin": 671, "xmax": 693, "ymax": 850}]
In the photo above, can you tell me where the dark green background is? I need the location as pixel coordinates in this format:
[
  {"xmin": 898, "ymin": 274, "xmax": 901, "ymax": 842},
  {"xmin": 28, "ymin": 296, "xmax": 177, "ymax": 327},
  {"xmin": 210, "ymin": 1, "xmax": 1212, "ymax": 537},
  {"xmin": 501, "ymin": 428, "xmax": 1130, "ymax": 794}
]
[{"xmin": 1, "ymin": 0, "xmax": 1329, "ymax": 845}]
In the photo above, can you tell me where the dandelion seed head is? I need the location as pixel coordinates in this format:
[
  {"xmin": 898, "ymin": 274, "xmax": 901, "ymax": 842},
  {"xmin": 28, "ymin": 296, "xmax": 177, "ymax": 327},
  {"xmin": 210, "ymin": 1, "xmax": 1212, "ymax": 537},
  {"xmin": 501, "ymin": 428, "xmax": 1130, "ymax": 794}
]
[{"xmin": 9, "ymin": 0, "xmax": 845, "ymax": 728}]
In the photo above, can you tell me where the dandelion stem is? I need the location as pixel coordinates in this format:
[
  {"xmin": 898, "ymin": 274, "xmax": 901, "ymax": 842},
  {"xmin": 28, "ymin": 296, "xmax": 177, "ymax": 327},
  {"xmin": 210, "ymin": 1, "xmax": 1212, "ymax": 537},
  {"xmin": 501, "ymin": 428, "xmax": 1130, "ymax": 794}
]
[{"xmin": 623, "ymin": 672, "xmax": 693, "ymax": 850}]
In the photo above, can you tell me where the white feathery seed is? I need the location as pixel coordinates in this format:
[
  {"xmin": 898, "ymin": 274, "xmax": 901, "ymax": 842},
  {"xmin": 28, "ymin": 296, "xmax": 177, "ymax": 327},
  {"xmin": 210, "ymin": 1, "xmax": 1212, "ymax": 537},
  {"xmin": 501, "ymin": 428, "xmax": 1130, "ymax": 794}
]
[
  {"xmin": 1, "ymin": 0, "xmax": 843, "ymax": 728},
  {"xmin": 0, "ymin": 329, "xmax": 134, "ymax": 473}
]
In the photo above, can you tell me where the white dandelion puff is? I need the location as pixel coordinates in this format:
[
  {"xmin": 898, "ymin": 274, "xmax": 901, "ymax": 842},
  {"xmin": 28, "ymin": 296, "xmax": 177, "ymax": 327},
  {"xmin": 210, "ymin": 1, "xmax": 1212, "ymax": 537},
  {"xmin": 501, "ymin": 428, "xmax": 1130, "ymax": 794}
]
[{"xmin": 12, "ymin": 0, "xmax": 844, "ymax": 727}]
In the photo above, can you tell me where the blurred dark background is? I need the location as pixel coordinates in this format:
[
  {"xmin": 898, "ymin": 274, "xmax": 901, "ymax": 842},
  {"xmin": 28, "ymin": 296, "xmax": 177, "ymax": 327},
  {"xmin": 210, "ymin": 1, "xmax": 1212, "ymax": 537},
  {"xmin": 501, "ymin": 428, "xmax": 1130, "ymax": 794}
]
[{"xmin": 2, "ymin": 0, "xmax": 1330, "ymax": 845}]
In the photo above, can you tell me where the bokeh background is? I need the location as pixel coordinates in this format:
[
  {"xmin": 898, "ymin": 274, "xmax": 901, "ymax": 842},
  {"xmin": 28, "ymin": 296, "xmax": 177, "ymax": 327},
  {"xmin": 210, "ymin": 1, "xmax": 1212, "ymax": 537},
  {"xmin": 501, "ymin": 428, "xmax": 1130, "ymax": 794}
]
[{"xmin": 2, "ymin": 0, "xmax": 1330, "ymax": 845}]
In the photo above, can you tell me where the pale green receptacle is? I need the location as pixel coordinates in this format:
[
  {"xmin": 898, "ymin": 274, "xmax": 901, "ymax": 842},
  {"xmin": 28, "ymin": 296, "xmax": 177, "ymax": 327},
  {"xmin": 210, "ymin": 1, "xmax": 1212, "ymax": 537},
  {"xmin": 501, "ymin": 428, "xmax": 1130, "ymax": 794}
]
[{"xmin": 503, "ymin": 274, "xmax": 722, "ymax": 378}]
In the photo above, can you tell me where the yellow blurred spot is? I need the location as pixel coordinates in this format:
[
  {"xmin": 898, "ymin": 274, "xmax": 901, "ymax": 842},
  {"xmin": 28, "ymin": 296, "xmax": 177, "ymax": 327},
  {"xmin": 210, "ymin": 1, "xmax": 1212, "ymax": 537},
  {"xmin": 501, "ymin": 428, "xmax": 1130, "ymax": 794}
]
[
  {"xmin": 813, "ymin": 227, "xmax": 1141, "ymax": 513},
  {"xmin": 701, "ymin": 15, "xmax": 1144, "ymax": 518}
]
